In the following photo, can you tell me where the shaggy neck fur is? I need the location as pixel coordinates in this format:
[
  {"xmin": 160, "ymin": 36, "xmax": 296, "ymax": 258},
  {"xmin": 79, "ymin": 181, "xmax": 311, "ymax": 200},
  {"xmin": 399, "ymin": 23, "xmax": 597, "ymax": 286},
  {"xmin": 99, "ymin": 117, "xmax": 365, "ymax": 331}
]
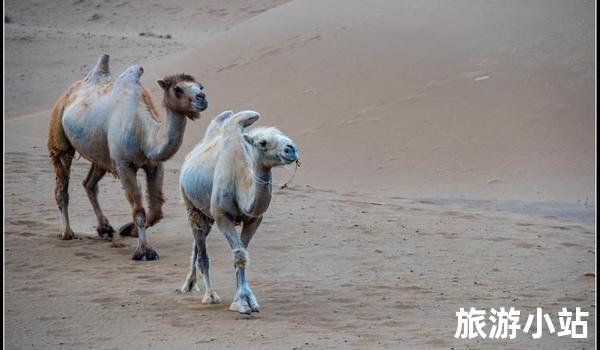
[{"xmin": 236, "ymin": 135, "xmax": 272, "ymax": 217}]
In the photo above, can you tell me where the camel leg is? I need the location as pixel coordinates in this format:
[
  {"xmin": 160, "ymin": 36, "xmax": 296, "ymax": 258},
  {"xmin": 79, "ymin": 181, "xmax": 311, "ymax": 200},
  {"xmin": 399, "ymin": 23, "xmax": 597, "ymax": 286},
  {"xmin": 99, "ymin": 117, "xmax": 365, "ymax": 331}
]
[
  {"xmin": 117, "ymin": 221, "xmax": 138, "ymax": 237},
  {"xmin": 215, "ymin": 216, "xmax": 259, "ymax": 314},
  {"xmin": 181, "ymin": 242, "xmax": 199, "ymax": 292},
  {"xmin": 144, "ymin": 164, "xmax": 165, "ymax": 227},
  {"xmin": 181, "ymin": 209, "xmax": 221, "ymax": 303},
  {"xmin": 51, "ymin": 150, "xmax": 75, "ymax": 240},
  {"xmin": 118, "ymin": 164, "xmax": 164, "ymax": 238},
  {"xmin": 241, "ymin": 216, "xmax": 262, "ymax": 248},
  {"xmin": 115, "ymin": 163, "xmax": 159, "ymax": 261},
  {"xmin": 83, "ymin": 164, "xmax": 114, "ymax": 239}
]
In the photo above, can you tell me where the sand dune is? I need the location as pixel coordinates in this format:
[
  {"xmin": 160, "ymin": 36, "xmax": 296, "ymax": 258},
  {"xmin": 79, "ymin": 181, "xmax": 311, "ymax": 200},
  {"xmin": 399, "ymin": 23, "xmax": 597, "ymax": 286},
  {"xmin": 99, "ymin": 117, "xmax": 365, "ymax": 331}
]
[
  {"xmin": 7, "ymin": 0, "xmax": 595, "ymax": 204},
  {"xmin": 4, "ymin": 0, "xmax": 596, "ymax": 349},
  {"xmin": 4, "ymin": 0, "xmax": 290, "ymax": 118}
]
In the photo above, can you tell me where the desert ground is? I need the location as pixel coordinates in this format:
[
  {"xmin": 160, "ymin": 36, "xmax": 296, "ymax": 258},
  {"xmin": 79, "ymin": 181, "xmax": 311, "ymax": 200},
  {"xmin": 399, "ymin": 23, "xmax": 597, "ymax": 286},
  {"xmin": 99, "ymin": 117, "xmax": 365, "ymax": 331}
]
[{"xmin": 4, "ymin": 0, "xmax": 596, "ymax": 349}]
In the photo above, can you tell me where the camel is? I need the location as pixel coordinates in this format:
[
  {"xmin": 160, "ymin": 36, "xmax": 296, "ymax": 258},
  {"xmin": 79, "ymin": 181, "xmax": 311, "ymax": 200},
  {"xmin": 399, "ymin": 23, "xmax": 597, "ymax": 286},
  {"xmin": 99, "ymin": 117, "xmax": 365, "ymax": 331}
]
[
  {"xmin": 179, "ymin": 110, "xmax": 298, "ymax": 313},
  {"xmin": 47, "ymin": 54, "xmax": 207, "ymax": 260}
]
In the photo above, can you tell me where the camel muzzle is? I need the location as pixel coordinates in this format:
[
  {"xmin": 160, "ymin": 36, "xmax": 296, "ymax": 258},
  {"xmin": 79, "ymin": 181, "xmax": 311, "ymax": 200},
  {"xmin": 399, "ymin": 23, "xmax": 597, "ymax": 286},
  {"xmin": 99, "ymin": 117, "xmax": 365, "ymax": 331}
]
[{"xmin": 193, "ymin": 99, "xmax": 208, "ymax": 112}]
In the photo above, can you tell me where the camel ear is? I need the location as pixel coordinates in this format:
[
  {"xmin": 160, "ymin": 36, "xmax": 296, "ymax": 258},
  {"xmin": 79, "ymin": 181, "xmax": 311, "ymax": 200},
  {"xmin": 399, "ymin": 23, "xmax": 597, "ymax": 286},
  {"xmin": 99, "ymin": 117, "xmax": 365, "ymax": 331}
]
[
  {"xmin": 243, "ymin": 134, "xmax": 254, "ymax": 146},
  {"xmin": 157, "ymin": 80, "xmax": 168, "ymax": 90},
  {"xmin": 234, "ymin": 110, "xmax": 260, "ymax": 128}
]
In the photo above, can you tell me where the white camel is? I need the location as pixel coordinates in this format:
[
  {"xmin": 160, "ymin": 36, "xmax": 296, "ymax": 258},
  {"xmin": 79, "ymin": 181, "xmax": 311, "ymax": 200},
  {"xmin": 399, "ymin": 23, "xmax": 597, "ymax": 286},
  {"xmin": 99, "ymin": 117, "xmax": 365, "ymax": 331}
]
[{"xmin": 179, "ymin": 110, "xmax": 299, "ymax": 313}]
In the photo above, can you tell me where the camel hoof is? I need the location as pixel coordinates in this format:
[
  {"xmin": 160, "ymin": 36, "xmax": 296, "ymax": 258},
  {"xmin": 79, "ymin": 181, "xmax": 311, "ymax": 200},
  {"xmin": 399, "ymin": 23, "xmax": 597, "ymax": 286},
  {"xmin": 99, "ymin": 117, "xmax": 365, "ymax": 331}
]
[
  {"xmin": 202, "ymin": 290, "xmax": 222, "ymax": 304},
  {"xmin": 118, "ymin": 222, "xmax": 138, "ymax": 237},
  {"xmin": 230, "ymin": 287, "xmax": 259, "ymax": 314},
  {"xmin": 61, "ymin": 229, "xmax": 75, "ymax": 240},
  {"xmin": 229, "ymin": 300, "xmax": 249, "ymax": 314},
  {"xmin": 132, "ymin": 245, "xmax": 159, "ymax": 261},
  {"xmin": 96, "ymin": 224, "xmax": 115, "ymax": 239},
  {"xmin": 229, "ymin": 300, "xmax": 255, "ymax": 315},
  {"xmin": 180, "ymin": 278, "xmax": 200, "ymax": 293}
]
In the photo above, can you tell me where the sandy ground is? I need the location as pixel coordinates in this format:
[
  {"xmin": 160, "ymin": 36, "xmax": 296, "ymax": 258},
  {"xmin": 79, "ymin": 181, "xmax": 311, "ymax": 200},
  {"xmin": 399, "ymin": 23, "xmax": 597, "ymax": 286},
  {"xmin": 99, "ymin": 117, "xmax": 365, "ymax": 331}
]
[{"xmin": 4, "ymin": 0, "xmax": 596, "ymax": 349}]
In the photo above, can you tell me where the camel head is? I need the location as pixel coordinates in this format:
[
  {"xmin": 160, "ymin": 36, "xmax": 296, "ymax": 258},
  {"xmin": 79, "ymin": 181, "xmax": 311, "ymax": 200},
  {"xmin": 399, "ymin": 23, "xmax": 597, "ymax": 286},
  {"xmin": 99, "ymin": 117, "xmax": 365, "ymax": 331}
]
[
  {"xmin": 243, "ymin": 126, "xmax": 298, "ymax": 169},
  {"xmin": 157, "ymin": 73, "xmax": 207, "ymax": 120}
]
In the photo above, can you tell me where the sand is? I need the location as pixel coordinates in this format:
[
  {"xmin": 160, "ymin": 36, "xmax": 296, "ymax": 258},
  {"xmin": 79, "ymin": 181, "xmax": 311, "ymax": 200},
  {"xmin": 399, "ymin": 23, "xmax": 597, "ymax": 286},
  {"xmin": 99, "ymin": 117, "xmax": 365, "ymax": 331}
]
[{"xmin": 4, "ymin": 0, "xmax": 596, "ymax": 349}]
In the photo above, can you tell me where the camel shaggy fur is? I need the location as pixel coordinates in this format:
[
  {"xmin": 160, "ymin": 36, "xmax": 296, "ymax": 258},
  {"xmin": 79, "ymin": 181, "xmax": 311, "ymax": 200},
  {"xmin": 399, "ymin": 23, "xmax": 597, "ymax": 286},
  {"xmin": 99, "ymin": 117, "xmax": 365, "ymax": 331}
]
[
  {"xmin": 48, "ymin": 54, "xmax": 207, "ymax": 260},
  {"xmin": 179, "ymin": 110, "xmax": 298, "ymax": 313}
]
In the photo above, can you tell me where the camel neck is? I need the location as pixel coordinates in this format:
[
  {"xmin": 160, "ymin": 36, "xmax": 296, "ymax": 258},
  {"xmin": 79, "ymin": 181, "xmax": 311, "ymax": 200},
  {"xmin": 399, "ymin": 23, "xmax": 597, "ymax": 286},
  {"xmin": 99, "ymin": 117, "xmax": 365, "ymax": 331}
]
[
  {"xmin": 145, "ymin": 109, "xmax": 187, "ymax": 162},
  {"xmin": 238, "ymin": 141, "xmax": 272, "ymax": 216},
  {"xmin": 251, "ymin": 168, "xmax": 272, "ymax": 186}
]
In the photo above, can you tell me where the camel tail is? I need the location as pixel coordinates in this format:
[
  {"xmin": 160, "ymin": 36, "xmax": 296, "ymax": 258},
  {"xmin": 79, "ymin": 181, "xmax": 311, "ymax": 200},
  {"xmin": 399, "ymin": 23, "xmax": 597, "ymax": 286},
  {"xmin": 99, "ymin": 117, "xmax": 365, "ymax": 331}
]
[
  {"xmin": 48, "ymin": 82, "xmax": 81, "ymax": 160},
  {"xmin": 179, "ymin": 185, "xmax": 187, "ymax": 205},
  {"xmin": 84, "ymin": 54, "xmax": 111, "ymax": 83}
]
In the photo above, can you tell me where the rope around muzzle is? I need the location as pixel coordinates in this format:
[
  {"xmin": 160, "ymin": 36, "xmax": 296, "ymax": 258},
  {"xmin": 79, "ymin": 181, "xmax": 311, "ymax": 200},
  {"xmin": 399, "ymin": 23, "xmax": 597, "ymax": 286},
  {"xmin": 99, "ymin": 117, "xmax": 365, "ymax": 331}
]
[
  {"xmin": 280, "ymin": 159, "xmax": 301, "ymax": 190},
  {"xmin": 249, "ymin": 159, "xmax": 302, "ymax": 189}
]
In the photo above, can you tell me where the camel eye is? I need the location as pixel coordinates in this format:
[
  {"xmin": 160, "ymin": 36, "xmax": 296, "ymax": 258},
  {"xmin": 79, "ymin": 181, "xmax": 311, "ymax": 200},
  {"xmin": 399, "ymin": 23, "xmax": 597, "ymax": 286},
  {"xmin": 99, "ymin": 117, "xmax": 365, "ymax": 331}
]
[
  {"xmin": 259, "ymin": 140, "xmax": 267, "ymax": 147},
  {"xmin": 174, "ymin": 86, "xmax": 184, "ymax": 94}
]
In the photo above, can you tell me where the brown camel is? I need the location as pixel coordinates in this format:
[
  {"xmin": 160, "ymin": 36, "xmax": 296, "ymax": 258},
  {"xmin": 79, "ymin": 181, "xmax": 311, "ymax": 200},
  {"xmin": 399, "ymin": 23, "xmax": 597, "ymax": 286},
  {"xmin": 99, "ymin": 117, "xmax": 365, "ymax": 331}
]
[{"xmin": 48, "ymin": 54, "xmax": 207, "ymax": 260}]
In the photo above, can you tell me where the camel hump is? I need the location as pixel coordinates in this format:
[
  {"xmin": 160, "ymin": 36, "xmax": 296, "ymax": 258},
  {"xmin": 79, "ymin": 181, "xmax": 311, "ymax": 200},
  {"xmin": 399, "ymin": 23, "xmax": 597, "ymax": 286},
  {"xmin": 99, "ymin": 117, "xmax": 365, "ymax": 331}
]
[
  {"xmin": 116, "ymin": 64, "xmax": 144, "ymax": 84},
  {"xmin": 224, "ymin": 110, "xmax": 260, "ymax": 131},
  {"xmin": 215, "ymin": 110, "xmax": 235, "ymax": 125},
  {"xmin": 202, "ymin": 110, "xmax": 234, "ymax": 142},
  {"xmin": 112, "ymin": 64, "xmax": 144, "ymax": 96},
  {"xmin": 84, "ymin": 54, "xmax": 111, "ymax": 83}
]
